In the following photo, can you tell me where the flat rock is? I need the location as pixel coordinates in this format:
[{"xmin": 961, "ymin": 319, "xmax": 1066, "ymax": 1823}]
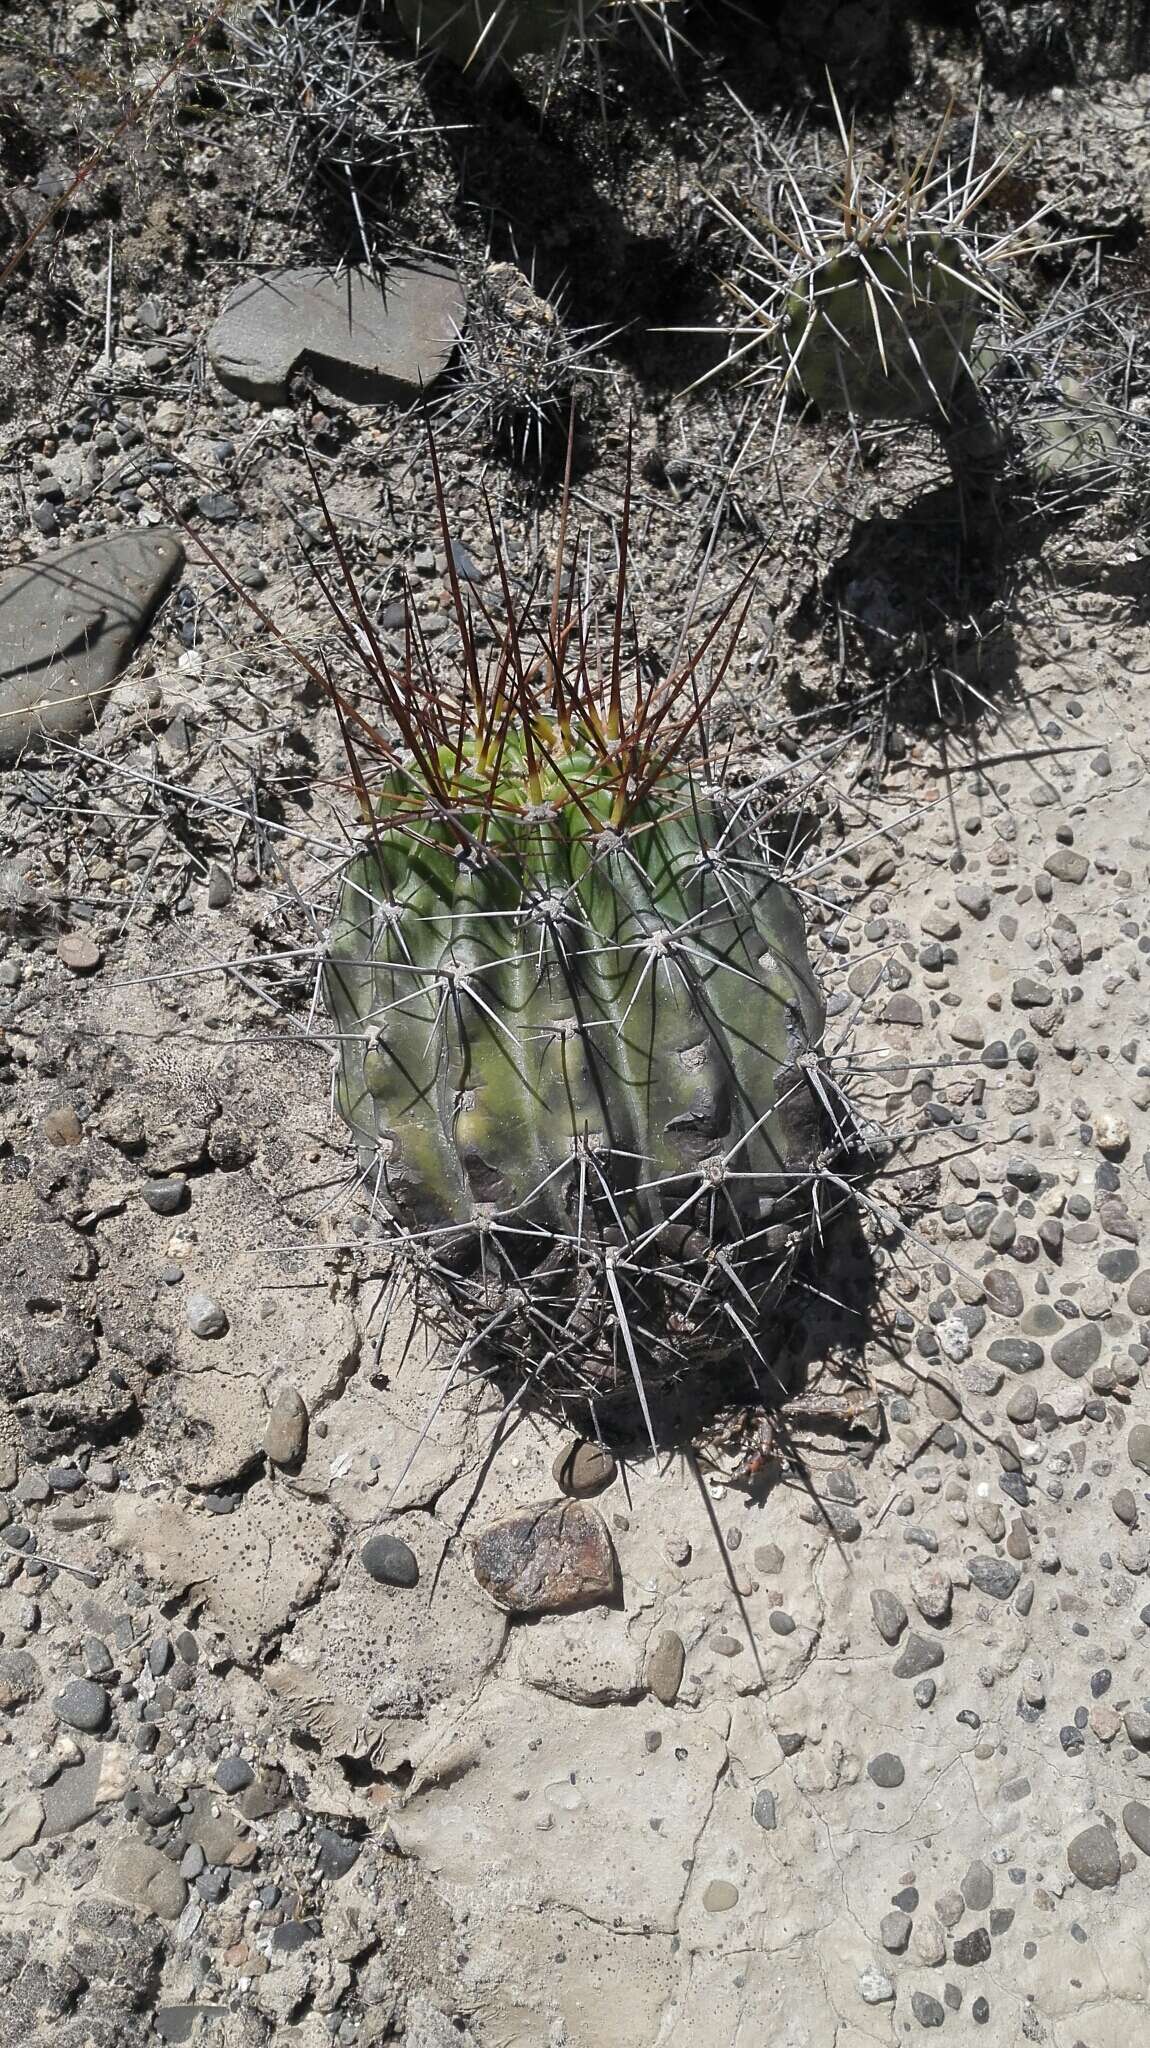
[
  {"xmin": 207, "ymin": 262, "xmax": 465, "ymax": 405},
  {"xmin": 0, "ymin": 1794, "xmax": 44, "ymax": 1859},
  {"xmin": 0, "ymin": 1648, "xmax": 41, "ymax": 1709},
  {"xmin": 104, "ymin": 1839, "xmax": 188, "ymax": 1921},
  {"xmin": 471, "ymin": 1499, "xmax": 620, "ymax": 1615},
  {"xmin": 0, "ymin": 531, "xmax": 183, "ymax": 762}
]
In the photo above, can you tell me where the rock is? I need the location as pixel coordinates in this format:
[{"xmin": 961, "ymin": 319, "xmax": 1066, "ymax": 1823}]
[
  {"xmin": 880, "ymin": 1909, "xmax": 911, "ymax": 1953},
  {"xmin": 911, "ymin": 1991, "xmax": 945, "ymax": 2027},
  {"xmin": 105, "ymin": 1840, "xmax": 188, "ymax": 1921},
  {"xmin": 43, "ymin": 1105, "xmax": 83, "ymax": 1145},
  {"xmin": 867, "ymin": 1752, "xmax": 905, "ymax": 1788},
  {"xmin": 966, "ymin": 1556, "xmax": 1020, "ymax": 1601},
  {"xmin": 141, "ymin": 1177, "xmax": 187, "ymax": 1216},
  {"xmin": 1124, "ymin": 1709, "xmax": 1150, "ymax": 1749},
  {"xmin": 0, "ymin": 1649, "xmax": 41, "ymax": 1710},
  {"xmin": 315, "ymin": 1826, "xmax": 360, "ymax": 1880},
  {"xmin": 646, "ymin": 1630, "xmax": 686, "ymax": 1705},
  {"xmin": 0, "ymin": 531, "xmax": 184, "ymax": 762},
  {"xmin": 1051, "ymin": 1322, "xmax": 1102, "ymax": 1378},
  {"xmin": 1066, "ymin": 1823, "xmax": 1121, "ymax": 1889},
  {"xmin": 57, "ymin": 933, "xmax": 102, "ymax": 974},
  {"xmin": 0, "ymin": 1795, "xmax": 44, "ymax": 1859},
  {"xmin": 1096, "ymin": 1111, "xmax": 1130, "ymax": 1156},
  {"xmin": 1127, "ymin": 1271, "xmax": 1150, "ymax": 1317},
  {"xmin": 893, "ymin": 1633, "xmax": 944, "ymax": 1678},
  {"xmin": 264, "ymin": 1386, "xmax": 308, "ymax": 1467},
  {"xmin": 984, "ymin": 1270, "xmax": 1023, "ymax": 1317},
  {"xmin": 207, "ymin": 262, "xmax": 465, "ymax": 405},
  {"xmin": 186, "ymin": 1292, "xmax": 228, "ymax": 1339},
  {"xmin": 870, "ymin": 1588, "xmax": 908, "ymax": 1644},
  {"xmin": 752, "ymin": 1787, "xmax": 777, "ymax": 1830},
  {"xmin": 471, "ymin": 1500, "xmax": 619, "ymax": 1614},
  {"xmin": 953, "ymin": 1927, "xmax": 991, "ymax": 1966},
  {"xmin": 553, "ymin": 1438, "xmax": 616, "ymax": 1498},
  {"xmin": 1011, "ymin": 976, "xmax": 1053, "ymax": 1009},
  {"xmin": 1123, "ymin": 1801, "xmax": 1150, "ymax": 1856},
  {"xmin": 912, "ymin": 1914, "xmax": 947, "ymax": 1966},
  {"xmin": 53, "ymin": 1678, "xmax": 110, "ymax": 1733},
  {"xmin": 215, "ymin": 1756, "xmax": 254, "ymax": 1794},
  {"xmin": 858, "ymin": 1966, "xmax": 895, "ymax": 2003},
  {"xmin": 1129, "ymin": 1424, "xmax": 1150, "ymax": 1475},
  {"xmin": 961, "ymin": 1860, "xmax": 993, "ymax": 1911},
  {"xmin": 912, "ymin": 1564, "xmax": 952, "ymax": 1624},
  {"xmin": 702, "ymin": 1879, "xmax": 739, "ymax": 1911},
  {"xmin": 360, "ymin": 1531, "xmax": 420, "ymax": 1588},
  {"xmin": 1044, "ymin": 848, "xmax": 1089, "ymax": 883}
]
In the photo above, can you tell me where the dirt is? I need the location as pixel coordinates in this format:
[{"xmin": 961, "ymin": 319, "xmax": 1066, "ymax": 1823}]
[{"xmin": 2, "ymin": 3, "xmax": 1150, "ymax": 2045}]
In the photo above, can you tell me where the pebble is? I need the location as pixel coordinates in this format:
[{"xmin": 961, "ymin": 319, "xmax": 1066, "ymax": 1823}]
[
  {"xmin": 215, "ymin": 1756, "xmax": 255, "ymax": 1794},
  {"xmin": 953, "ymin": 1927, "xmax": 991, "ymax": 1966},
  {"xmin": 1066, "ymin": 1823, "xmax": 1121, "ymax": 1888},
  {"xmin": 141, "ymin": 1178, "xmax": 187, "ymax": 1216},
  {"xmin": 988, "ymin": 1338, "xmax": 1044, "ymax": 1373},
  {"xmin": 57, "ymin": 933, "xmax": 103, "ymax": 974},
  {"xmin": 752, "ymin": 1787, "xmax": 777, "ymax": 1831},
  {"xmin": 702, "ymin": 1880, "xmax": 739, "ymax": 1911},
  {"xmin": 471, "ymin": 1501, "xmax": 618, "ymax": 1614},
  {"xmin": 966, "ymin": 1556, "xmax": 1021, "ymax": 1601},
  {"xmin": 893, "ymin": 1633, "xmax": 945, "ymax": 1678},
  {"xmin": 360, "ymin": 1532, "xmax": 420, "ymax": 1589},
  {"xmin": 857, "ymin": 1966, "xmax": 895, "ymax": 2004},
  {"xmin": 553, "ymin": 1438, "xmax": 616, "ymax": 1498},
  {"xmin": 0, "ymin": 1650, "xmax": 41, "ymax": 1710},
  {"xmin": 880, "ymin": 1910, "xmax": 911, "ymax": 1953},
  {"xmin": 961, "ymin": 1860, "xmax": 993, "ymax": 1910},
  {"xmin": 1051, "ymin": 1323, "xmax": 1102, "ymax": 1378},
  {"xmin": 52, "ymin": 1679, "xmax": 109, "ymax": 1733},
  {"xmin": 647, "ymin": 1631, "xmax": 686, "ymax": 1706},
  {"xmin": 870, "ymin": 1588, "xmax": 908, "ymax": 1644},
  {"xmin": 264, "ymin": 1386, "xmax": 308, "ymax": 1468},
  {"xmin": 1127, "ymin": 1271, "xmax": 1150, "ymax": 1317},
  {"xmin": 1128, "ymin": 1424, "xmax": 1150, "ymax": 1475},
  {"xmin": 911, "ymin": 1990, "xmax": 945, "ymax": 2028},
  {"xmin": 867, "ymin": 1753, "xmax": 905, "ymax": 1789},
  {"xmin": 186, "ymin": 1293, "xmax": 228, "ymax": 1339},
  {"xmin": 42, "ymin": 1106, "xmax": 83, "ymax": 1146},
  {"xmin": 105, "ymin": 1840, "xmax": 187, "ymax": 1921},
  {"xmin": 1123, "ymin": 1801, "xmax": 1150, "ymax": 1856}
]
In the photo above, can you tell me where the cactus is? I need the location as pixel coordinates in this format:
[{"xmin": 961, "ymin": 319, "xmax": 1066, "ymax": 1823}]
[
  {"xmin": 782, "ymin": 233, "xmax": 984, "ymax": 424},
  {"xmin": 321, "ymin": 449, "xmax": 836, "ymax": 1425}
]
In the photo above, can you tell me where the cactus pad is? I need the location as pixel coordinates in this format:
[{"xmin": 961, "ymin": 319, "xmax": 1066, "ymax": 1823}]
[{"xmin": 783, "ymin": 235, "xmax": 984, "ymax": 422}]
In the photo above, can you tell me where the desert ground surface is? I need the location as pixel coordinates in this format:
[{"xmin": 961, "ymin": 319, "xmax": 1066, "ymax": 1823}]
[{"xmin": 3, "ymin": 3, "xmax": 1150, "ymax": 2044}]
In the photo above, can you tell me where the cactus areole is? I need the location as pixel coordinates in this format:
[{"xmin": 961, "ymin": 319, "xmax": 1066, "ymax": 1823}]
[{"xmin": 324, "ymin": 710, "xmax": 828, "ymax": 1411}]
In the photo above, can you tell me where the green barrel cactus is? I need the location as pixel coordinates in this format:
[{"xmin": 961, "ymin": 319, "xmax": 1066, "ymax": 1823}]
[
  {"xmin": 323, "ymin": 651, "xmax": 828, "ymax": 1414},
  {"xmin": 782, "ymin": 233, "xmax": 984, "ymax": 422}
]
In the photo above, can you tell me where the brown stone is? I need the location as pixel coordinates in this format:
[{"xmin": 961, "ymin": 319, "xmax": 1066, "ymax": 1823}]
[
  {"xmin": 42, "ymin": 1106, "xmax": 83, "ymax": 1146},
  {"xmin": 646, "ymin": 1630, "xmax": 686, "ymax": 1704},
  {"xmin": 56, "ymin": 933, "xmax": 102, "ymax": 974},
  {"xmin": 552, "ymin": 1437, "xmax": 617, "ymax": 1498},
  {"xmin": 470, "ymin": 1500, "xmax": 620, "ymax": 1615},
  {"xmin": 264, "ymin": 1386, "xmax": 308, "ymax": 1468}
]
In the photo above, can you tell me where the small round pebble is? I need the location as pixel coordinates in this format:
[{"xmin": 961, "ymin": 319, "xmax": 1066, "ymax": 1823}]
[
  {"xmin": 702, "ymin": 1880, "xmax": 739, "ymax": 1912},
  {"xmin": 53, "ymin": 1678, "xmax": 110, "ymax": 1733},
  {"xmin": 911, "ymin": 1991, "xmax": 945, "ymax": 2029},
  {"xmin": 186, "ymin": 1292, "xmax": 228, "ymax": 1339},
  {"xmin": 360, "ymin": 1532, "xmax": 420, "ymax": 1589},
  {"xmin": 768, "ymin": 1610, "xmax": 796, "ymax": 1636},
  {"xmin": 1123, "ymin": 1801, "xmax": 1150, "ymax": 1857},
  {"xmin": 857, "ymin": 1966, "xmax": 894, "ymax": 2005},
  {"xmin": 867, "ymin": 1752, "xmax": 905, "ymax": 1789},
  {"xmin": 215, "ymin": 1756, "xmax": 255, "ymax": 1794}
]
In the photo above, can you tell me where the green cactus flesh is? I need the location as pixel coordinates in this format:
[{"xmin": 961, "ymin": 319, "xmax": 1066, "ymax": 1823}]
[
  {"xmin": 393, "ymin": 0, "xmax": 605, "ymax": 69},
  {"xmin": 324, "ymin": 727, "xmax": 827, "ymax": 1405},
  {"xmin": 783, "ymin": 235, "xmax": 983, "ymax": 422}
]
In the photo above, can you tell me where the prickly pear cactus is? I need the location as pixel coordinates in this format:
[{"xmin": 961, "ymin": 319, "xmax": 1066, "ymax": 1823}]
[
  {"xmin": 324, "ymin": 725, "xmax": 828, "ymax": 1412},
  {"xmin": 783, "ymin": 234, "xmax": 983, "ymax": 422},
  {"xmin": 393, "ymin": 0, "xmax": 605, "ymax": 70}
]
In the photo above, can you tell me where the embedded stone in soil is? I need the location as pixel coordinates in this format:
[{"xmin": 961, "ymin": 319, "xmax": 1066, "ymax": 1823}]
[
  {"xmin": 206, "ymin": 262, "xmax": 466, "ymax": 406},
  {"xmin": 0, "ymin": 531, "xmax": 184, "ymax": 762},
  {"xmin": 471, "ymin": 1500, "xmax": 620, "ymax": 1615}
]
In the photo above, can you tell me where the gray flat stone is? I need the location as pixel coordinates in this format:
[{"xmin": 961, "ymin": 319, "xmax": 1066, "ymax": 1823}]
[
  {"xmin": 0, "ymin": 531, "xmax": 183, "ymax": 761},
  {"xmin": 207, "ymin": 263, "xmax": 465, "ymax": 406}
]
